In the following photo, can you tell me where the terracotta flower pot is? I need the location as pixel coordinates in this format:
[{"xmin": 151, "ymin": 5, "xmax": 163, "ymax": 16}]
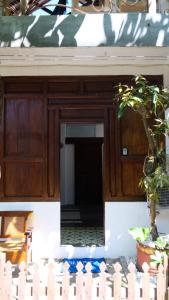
[{"xmin": 136, "ymin": 241, "xmax": 169, "ymax": 275}]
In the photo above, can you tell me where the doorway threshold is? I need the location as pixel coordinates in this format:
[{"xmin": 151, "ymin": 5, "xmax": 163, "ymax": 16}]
[{"xmin": 61, "ymin": 226, "xmax": 104, "ymax": 247}]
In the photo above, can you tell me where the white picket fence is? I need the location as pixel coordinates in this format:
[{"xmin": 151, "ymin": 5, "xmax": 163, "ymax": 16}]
[{"xmin": 0, "ymin": 253, "xmax": 168, "ymax": 300}]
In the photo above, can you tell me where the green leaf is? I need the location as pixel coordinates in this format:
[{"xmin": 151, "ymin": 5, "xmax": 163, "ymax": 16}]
[
  {"xmin": 154, "ymin": 236, "xmax": 168, "ymax": 249},
  {"xmin": 128, "ymin": 227, "xmax": 151, "ymax": 242},
  {"xmin": 118, "ymin": 102, "xmax": 126, "ymax": 118}
]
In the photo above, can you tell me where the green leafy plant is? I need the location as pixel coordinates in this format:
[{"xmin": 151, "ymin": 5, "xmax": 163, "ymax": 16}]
[
  {"xmin": 128, "ymin": 227, "xmax": 151, "ymax": 242},
  {"xmin": 129, "ymin": 229, "xmax": 169, "ymax": 267},
  {"xmin": 150, "ymin": 236, "xmax": 169, "ymax": 267},
  {"xmin": 150, "ymin": 250, "xmax": 167, "ymax": 267},
  {"xmin": 115, "ymin": 75, "xmax": 169, "ymax": 240},
  {"xmin": 154, "ymin": 236, "xmax": 169, "ymax": 249}
]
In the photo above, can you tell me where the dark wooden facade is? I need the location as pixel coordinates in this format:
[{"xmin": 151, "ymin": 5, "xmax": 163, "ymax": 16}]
[{"xmin": 0, "ymin": 75, "xmax": 163, "ymax": 202}]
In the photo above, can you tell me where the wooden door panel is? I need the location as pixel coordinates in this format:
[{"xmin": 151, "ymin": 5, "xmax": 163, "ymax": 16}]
[
  {"xmin": 121, "ymin": 108, "xmax": 148, "ymax": 156},
  {"xmin": 5, "ymin": 162, "xmax": 43, "ymax": 197},
  {"xmin": 5, "ymin": 98, "xmax": 43, "ymax": 157},
  {"xmin": 2, "ymin": 95, "xmax": 45, "ymax": 200},
  {"xmin": 121, "ymin": 160, "xmax": 144, "ymax": 196}
]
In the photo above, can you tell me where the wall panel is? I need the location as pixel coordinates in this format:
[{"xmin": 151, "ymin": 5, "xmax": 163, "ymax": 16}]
[
  {"xmin": 121, "ymin": 160, "xmax": 144, "ymax": 196},
  {"xmin": 5, "ymin": 98, "xmax": 43, "ymax": 157},
  {"xmin": 5, "ymin": 162, "xmax": 43, "ymax": 197}
]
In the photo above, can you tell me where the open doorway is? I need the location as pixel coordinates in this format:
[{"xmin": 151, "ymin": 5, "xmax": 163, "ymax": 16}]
[{"xmin": 60, "ymin": 123, "xmax": 104, "ymax": 246}]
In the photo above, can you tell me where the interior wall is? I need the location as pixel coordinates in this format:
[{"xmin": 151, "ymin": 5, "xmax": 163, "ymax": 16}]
[{"xmin": 60, "ymin": 125, "xmax": 75, "ymax": 206}]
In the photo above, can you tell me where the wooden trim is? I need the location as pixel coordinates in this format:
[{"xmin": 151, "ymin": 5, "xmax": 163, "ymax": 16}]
[
  {"xmin": 120, "ymin": 155, "xmax": 146, "ymax": 162},
  {"xmin": 54, "ymin": 110, "xmax": 60, "ymax": 200},
  {"xmin": 0, "ymin": 197, "xmax": 59, "ymax": 202},
  {"xmin": 3, "ymin": 157, "xmax": 43, "ymax": 162},
  {"xmin": 59, "ymin": 118, "xmax": 104, "ymax": 123},
  {"xmin": 109, "ymin": 108, "xmax": 116, "ymax": 197},
  {"xmin": 0, "ymin": 196, "xmax": 145, "ymax": 202},
  {"xmin": 43, "ymin": 81, "xmax": 48, "ymax": 198},
  {"xmin": 48, "ymin": 110, "xmax": 55, "ymax": 198},
  {"xmin": 103, "ymin": 108, "xmax": 111, "ymax": 201},
  {"xmin": 107, "ymin": 196, "xmax": 146, "ymax": 201},
  {"xmin": 65, "ymin": 137, "xmax": 104, "ymax": 144},
  {"xmin": 115, "ymin": 109, "xmax": 123, "ymax": 197},
  {"xmin": 0, "ymin": 77, "xmax": 4, "ymax": 198}
]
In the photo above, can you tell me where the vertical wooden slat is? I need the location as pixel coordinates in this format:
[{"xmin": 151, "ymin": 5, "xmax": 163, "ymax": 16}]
[
  {"xmin": 54, "ymin": 109, "xmax": 60, "ymax": 200},
  {"xmin": 48, "ymin": 110, "xmax": 55, "ymax": 197},
  {"xmin": 127, "ymin": 262, "xmax": 136, "ymax": 300},
  {"xmin": 142, "ymin": 263, "xmax": 150, "ymax": 300},
  {"xmin": 47, "ymin": 263, "xmax": 56, "ymax": 300},
  {"xmin": 62, "ymin": 262, "xmax": 70, "ymax": 300},
  {"xmin": 0, "ymin": 77, "xmax": 4, "ymax": 197},
  {"xmin": 114, "ymin": 104, "xmax": 122, "ymax": 196},
  {"xmin": 157, "ymin": 264, "xmax": 165, "ymax": 300},
  {"xmin": 48, "ymin": 109, "xmax": 60, "ymax": 199},
  {"xmin": 109, "ymin": 108, "xmax": 116, "ymax": 196},
  {"xmin": 33, "ymin": 264, "xmax": 40, "ymax": 300},
  {"xmin": 18, "ymin": 262, "xmax": 26, "ymax": 300},
  {"xmin": 85, "ymin": 262, "xmax": 92, "ymax": 300},
  {"xmin": 4, "ymin": 261, "xmax": 12, "ymax": 300},
  {"xmin": 76, "ymin": 262, "xmax": 84, "ymax": 300},
  {"xmin": 113, "ymin": 262, "xmax": 122, "ymax": 300},
  {"xmin": 0, "ymin": 258, "xmax": 169, "ymax": 299},
  {"xmin": 103, "ymin": 108, "xmax": 111, "ymax": 201},
  {"xmin": 0, "ymin": 253, "xmax": 6, "ymax": 300},
  {"xmin": 43, "ymin": 81, "xmax": 48, "ymax": 198},
  {"xmin": 99, "ymin": 262, "xmax": 107, "ymax": 300},
  {"xmin": 163, "ymin": 254, "xmax": 168, "ymax": 300}
]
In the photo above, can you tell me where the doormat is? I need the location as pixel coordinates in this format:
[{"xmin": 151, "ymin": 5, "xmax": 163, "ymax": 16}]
[{"xmin": 63, "ymin": 257, "xmax": 106, "ymax": 273}]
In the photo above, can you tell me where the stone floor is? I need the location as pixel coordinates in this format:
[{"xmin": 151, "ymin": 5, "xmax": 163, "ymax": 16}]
[{"xmin": 61, "ymin": 226, "xmax": 104, "ymax": 246}]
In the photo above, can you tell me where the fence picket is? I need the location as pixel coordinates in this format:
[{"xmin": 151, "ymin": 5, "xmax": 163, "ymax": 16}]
[
  {"xmin": 142, "ymin": 263, "xmax": 150, "ymax": 300},
  {"xmin": 0, "ymin": 255, "xmax": 167, "ymax": 300},
  {"xmin": 113, "ymin": 262, "xmax": 122, "ymax": 300},
  {"xmin": 163, "ymin": 254, "xmax": 168, "ymax": 300},
  {"xmin": 157, "ymin": 264, "xmax": 165, "ymax": 300},
  {"xmin": 47, "ymin": 262, "xmax": 56, "ymax": 300},
  {"xmin": 18, "ymin": 262, "xmax": 26, "ymax": 300},
  {"xmin": 76, "ymin": 262, "xmax": 84, "ymax": 300},
  {"xmin": 4, "ymin": 261, "xmax": 12, "ymax": 300},
  {"xmin": 99, "ymin": 262, "xmax": 107, "ymax": 300},
  {"xmin": 33, "ymin": 263, "xmax": 40, "ymax": 300},
  {"xmin": 0, "ymin": 253, "xmax": 6, "ymax": 300},
  {"xmin": 62, "ymin": 262, "xmax": 70, "ymax": 300},
  {"xmin": 85, "ymin": 262, "xmax": 93, "ymax": 300},
  {"xmin": 127, "ymin": 262, "xmax": 136, "ymax": 300}
]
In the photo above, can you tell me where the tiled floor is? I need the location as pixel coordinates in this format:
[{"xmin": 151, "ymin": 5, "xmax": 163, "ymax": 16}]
[{"xmin": 61, "ymin": 226, "xmax": 104, "ymax": 246}]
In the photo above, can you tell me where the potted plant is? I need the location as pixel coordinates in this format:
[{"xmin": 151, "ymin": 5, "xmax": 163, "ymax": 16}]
[{"xmin": 115, "ymin": 75, "xmax": 169, "ymax": 270}]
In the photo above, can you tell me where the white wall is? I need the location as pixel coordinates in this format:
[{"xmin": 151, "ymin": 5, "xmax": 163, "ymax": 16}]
[
  {"xmin": 0, "ymin": 202, "xmax": 60, "ymax": 261},
  {"xmin": 0, "ymin": 201, "xmax": 151, "ymax": 259}
]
